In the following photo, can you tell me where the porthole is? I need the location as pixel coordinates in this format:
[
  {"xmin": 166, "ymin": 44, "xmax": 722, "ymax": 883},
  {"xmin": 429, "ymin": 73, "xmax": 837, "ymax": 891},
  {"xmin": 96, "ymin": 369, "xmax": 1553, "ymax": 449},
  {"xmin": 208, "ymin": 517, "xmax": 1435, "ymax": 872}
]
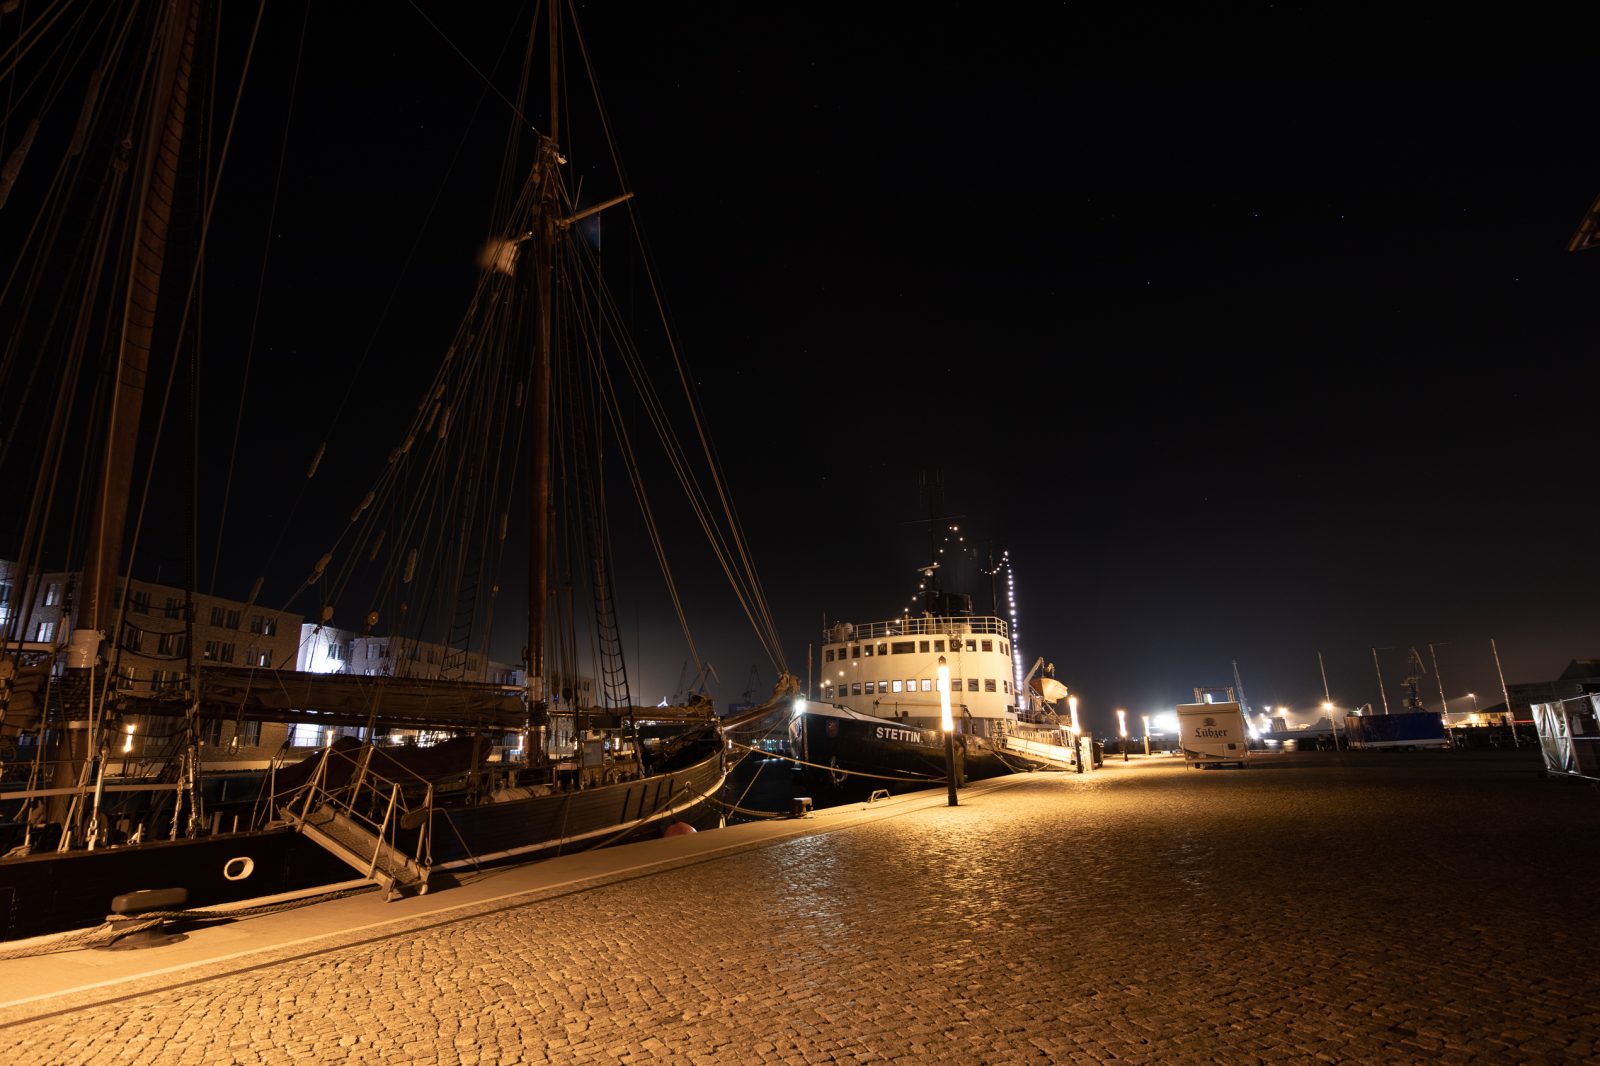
[{"xmin": 223, "ymin": 856, "xmax": 255, "ymax": 881}]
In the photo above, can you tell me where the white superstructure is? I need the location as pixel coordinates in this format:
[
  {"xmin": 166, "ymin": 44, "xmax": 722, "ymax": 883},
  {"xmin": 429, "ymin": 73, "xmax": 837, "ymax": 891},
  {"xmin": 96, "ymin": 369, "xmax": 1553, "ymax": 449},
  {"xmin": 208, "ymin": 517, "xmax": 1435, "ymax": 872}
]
[{"xmin": 818, "ymin": 614, "xmax": 1020, "ymax": 737}]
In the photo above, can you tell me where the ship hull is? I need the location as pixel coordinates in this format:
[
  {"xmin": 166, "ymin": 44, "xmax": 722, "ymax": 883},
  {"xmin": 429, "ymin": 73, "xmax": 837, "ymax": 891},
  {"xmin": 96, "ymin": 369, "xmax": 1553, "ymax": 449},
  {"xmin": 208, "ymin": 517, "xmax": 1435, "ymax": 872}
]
[
  {"xmin": 0, "ymin": 828, "xmax": 354, "ymax": 942},
  {"xmin": 0, "ymin": 738, "xmax": 727, "ymax": 942},
  {"xmin": 789, "ymin": 704, "xmax": 1054, "ymax": 793}
]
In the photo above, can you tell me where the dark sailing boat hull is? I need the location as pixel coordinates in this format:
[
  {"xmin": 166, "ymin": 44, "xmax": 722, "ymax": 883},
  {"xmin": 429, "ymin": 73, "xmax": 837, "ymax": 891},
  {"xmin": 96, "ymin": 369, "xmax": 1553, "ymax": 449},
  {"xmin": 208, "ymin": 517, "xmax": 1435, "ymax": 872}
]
[
  {"xmin": 0, "ymin": 741, "xmax": 728, "ymax": 941},
  {"xmin": 428, "ymin": 742, "xmax": 727, "ymax": 866},
  {"xmin": 0, "ymin": 829, "xmax": 353, "ymax": 942}
]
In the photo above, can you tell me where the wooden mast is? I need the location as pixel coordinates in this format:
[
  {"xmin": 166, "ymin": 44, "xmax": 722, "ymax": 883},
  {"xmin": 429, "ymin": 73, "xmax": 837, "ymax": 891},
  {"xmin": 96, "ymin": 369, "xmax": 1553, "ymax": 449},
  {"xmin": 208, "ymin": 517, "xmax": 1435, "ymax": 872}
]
[
  {"xmin": 526, "ymin": 1, "xmax": 560, "ymax": 758},
  {"xmin": 52, "ymin": 0, "xmax": 200, "ymax": 827}
]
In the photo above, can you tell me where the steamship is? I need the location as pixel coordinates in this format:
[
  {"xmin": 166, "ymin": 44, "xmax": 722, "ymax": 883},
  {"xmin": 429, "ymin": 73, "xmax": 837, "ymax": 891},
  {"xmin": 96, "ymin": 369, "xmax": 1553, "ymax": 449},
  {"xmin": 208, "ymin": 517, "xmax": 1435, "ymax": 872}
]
[{"xmin": 790, "ymin": 577, "xmax": 1074, "ymax": 791}]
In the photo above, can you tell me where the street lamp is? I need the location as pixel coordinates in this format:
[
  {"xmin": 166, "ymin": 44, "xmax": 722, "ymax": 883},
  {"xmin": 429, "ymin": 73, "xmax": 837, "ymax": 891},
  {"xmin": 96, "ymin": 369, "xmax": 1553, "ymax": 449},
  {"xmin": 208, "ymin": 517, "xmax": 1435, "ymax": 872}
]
[
  {"xmin": 1467, "ymin": 691, "xmax": 1478, "ymax": 724},
  {"xmin": 1117, "ymin": 708, "xmax": 1128, "ymax": 761},
  {"xmin": 1142, "ymin": 713, "xmax": 1151, "ymax": 757},
  {"xmin": 1068, "ymin": 695, "xmax": 1082, "ymax": 774},
  {"xmin": 936, "ymin": 656, "xmax": 957, "ymax": 806},
  {"xmin": 1322, "ymin": 700, "xmax": 1338, "ymax": 749}
]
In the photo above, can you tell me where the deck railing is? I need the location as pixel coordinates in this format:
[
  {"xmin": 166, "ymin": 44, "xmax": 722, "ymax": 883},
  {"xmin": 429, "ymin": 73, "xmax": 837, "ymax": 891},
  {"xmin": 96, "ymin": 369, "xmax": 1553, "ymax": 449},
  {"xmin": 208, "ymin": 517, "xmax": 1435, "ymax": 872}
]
[{"xmin": 822, "ymin": 615, "xmax": 1009, "ymax": 644}]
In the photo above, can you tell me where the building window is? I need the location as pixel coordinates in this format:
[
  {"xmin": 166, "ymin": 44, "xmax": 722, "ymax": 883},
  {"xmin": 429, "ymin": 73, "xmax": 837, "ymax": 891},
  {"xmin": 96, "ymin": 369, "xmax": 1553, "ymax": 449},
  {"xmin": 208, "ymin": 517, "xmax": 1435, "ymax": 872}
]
[
  {"xmin": 824, "ymin": 649, "xmax": 834, "ymax": 663},
  {"xmin": 967, "ymin": 678, "xmax": 978, "ymax": 692},
  {"xmin": 906, "ymin": 678, "xmax": 916, "ymax": 691},
  {"xmin": 226, "ymin": 608, "xmax": 241, "ymax": 630},
  {"xmin": 850, "ymin": 646, "xmax": 860, "ymax": 659},
  {"xmin": 43, "ymin": 582, "xmax": 61, "ymax": 607},
  {"xmin": 862, "ymin": 644, "xmax": 873, "ymax": 657},
  {"xmin": 981, "ymin": 640, "xmax": 993, "ymax": 652},
  {"xmin": 918, "ymin": 640, "xmax": 929, "ymax": 653},
  {"xmin": 876, "ymin": 643, "xmax": 887, "ymax": 657},
  {"xmin": 204, "ymin": 640, "xmax": 220, "ymax": 660},
  {"xmin": 156, "ymin": 631, "xmax": 182, "ymax": 656},
  {"xmin": 933, "ymin": 640, "xmax": 945, "ymax": 653},
  {"xmin": 120, "ymin": 624, "xmax": 140, "ymax": 652},
  {"xmin": 876, "ymin": 681, "xmax": 888, "ymax": 694},
  {"xmin": 892, "ymin": 680, "xmax": 903, "ymax": 693},
  {"xmin": 965, "ymin": 639, "xmax": 977, "ymax": 652},
  {"xmin": 165, "ymin": 596, "xmax": 183, "ymax": 619},
  {"xmin": 851, "ymin": 682, "xmax": 862, "ymax": 696},
  {"xmin": 1001, "ymin": 642, "xmax": 1008, "ymax": 656},
  {"xmin": 985, "ymin": 679, "xmax": 997, "ymax": 692},
  {"xmin": 219, "ymin": 642, "xmax": 235, "ymax": 663},
  {"xmin": 128, "ymin": 589, "xmax": 150, "ymax": 614},
  {"xmin": 210, "ymin": 606, "xmax": 225, "ymax": 627},
  {"xmin": 255, "ymin": 650, "xmax": 271, "ymax": 667},
  {"xmin": 891, "ymin": 641, "xmax": 913, "ymax": 655},
  {"xmin": 920, "ymin": 679, "xmax": 932, "ymax": 692},
  {"xmin": 246, "ymin": 614, "xmax": 277, "ymax": 636},
  {"xmin": 36, "ymin": 620, "xmax": 56, "ymax": 643},
  {"xmin": 368, "ymin": 645, "xmax": 380, "ymax": 660}
]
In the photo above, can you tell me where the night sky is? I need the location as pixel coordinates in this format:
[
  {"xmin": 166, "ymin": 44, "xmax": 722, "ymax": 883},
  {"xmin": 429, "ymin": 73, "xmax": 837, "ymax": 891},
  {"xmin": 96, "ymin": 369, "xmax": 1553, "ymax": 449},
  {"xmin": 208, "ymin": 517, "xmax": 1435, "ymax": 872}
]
[{"xmin": 12, "ymin": 2, "xmax": 1600, "ymax": 731}]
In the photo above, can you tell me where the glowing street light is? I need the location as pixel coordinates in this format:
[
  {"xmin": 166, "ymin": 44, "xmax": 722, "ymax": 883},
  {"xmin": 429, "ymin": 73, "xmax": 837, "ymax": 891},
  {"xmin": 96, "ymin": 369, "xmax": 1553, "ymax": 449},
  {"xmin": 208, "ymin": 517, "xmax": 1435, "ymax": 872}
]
[
  {"xmin": 1323, "ymin": 700, "xmax": 1339, "ymax": 749},
  {"xmin": 1068, "ymin": 695, "xmax": 1083, "ymax": 774},
  {"xmin": 1117, "ymin": 708, "xmax": 1128, "ymax": 762},
  {"xmin": 1142, "ymin": 713, "xmax": 1151, "ymax": 757},
  {"xmin": 936, "ymin": 655, "xmax": 957, "ymax": 806}
]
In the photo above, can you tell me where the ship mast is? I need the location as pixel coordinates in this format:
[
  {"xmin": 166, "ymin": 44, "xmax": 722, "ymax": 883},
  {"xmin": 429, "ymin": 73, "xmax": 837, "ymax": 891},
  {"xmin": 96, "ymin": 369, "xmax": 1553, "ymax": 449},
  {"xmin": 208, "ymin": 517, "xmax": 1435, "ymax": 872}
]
[
  {"xmin": 52, "ymin": 0, "xmax": 200, "ymax": 827},
  {"xmin": 526, "ymin": 1, "xmax": 561, "ymax": 755}
]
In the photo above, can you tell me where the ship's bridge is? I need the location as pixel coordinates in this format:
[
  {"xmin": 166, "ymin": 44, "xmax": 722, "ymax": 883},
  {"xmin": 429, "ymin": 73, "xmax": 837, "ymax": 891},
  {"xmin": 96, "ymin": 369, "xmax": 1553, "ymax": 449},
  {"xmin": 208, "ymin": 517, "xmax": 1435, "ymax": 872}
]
[{"xmin": 818, "ymin": 615, "xmax": 1018, "ymax": 733}]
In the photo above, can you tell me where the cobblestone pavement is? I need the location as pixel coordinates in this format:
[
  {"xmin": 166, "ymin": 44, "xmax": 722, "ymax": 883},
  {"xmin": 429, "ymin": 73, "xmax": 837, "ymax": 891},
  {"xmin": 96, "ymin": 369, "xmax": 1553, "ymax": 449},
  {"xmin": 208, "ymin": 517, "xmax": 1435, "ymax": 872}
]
[{"xmin": 7, "ymin": 749, "xmax": 1600, "ymax": 1063}]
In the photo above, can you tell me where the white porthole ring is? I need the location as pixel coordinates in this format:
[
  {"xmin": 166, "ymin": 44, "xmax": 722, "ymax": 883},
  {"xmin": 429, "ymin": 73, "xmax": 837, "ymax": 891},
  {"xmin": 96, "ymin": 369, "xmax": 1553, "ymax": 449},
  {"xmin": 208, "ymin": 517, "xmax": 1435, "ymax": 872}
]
[{"xmin": 223, "ymin": 856, "xmax": 255, "ymax": 881}]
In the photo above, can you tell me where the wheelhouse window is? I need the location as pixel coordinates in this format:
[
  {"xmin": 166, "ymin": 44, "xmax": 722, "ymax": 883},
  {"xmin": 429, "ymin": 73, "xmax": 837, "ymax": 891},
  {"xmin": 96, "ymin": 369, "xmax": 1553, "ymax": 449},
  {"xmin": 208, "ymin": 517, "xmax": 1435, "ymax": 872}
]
[
  {"xmin": 892, "ymin": 680, "xmax": 904, "ymax": 693},
  {"xmin": 967, "ymin": 678, "xmax": 978, "ymax": 692},
  {"xmin": 891, "ymin": 641, "xmax": 914, "ymax": 654},
  {"xmin": 824, "ymin": 649, "xmax": 834, "ymax": 663},
  {"xmin": 985, "ymin": 679, "xmax": 997, "ymax": 692},
  {"xmin": 918, "ymin": 640, "xmax": 929, "ymax": 653},
  {"xmin": 876, "ymin": 643, "xmax": 888, "ymax": 657},
  {"xmin": 933, "ymin": 640, "xmax": 945, "ymax": 653},
  {"xmin": 981, "ymin": 640, "xmax": 993, "ymax": 652},
  {"xmin": 965, "ymin": 639, "xmax": 977, "ymax": 652},
  {"xmin": 851, "ymin": 682, "xmax": 862, "ymax": 696}
]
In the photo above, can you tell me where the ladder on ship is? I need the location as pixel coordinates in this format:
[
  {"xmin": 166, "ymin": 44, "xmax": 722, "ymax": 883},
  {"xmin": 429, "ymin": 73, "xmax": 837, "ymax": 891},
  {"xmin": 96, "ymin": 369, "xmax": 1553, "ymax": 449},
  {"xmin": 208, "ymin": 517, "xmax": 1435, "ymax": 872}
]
[{"xmin": 276, "ymin": 744, "xmax": 437, "ymax": 900}]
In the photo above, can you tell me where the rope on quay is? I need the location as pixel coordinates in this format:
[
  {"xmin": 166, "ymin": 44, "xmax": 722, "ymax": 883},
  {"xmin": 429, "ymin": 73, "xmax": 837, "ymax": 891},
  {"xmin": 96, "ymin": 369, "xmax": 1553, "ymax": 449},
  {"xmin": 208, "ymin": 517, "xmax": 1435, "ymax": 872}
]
[
  {"xmin": 723, "ymin": 740, "xmax": 942, "ymax": 784},
  {"xmin": 0, "ymin": 886, "xmax": 371, "ymax": 960}
]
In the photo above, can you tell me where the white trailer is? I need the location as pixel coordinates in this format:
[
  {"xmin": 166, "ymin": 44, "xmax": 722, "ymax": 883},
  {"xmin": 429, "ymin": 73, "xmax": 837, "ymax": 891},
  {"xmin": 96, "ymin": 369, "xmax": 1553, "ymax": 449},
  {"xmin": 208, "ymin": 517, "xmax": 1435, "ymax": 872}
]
[{"xmin": 1176, "ymin": 701, "xmax": 1249, "ymax": 767}]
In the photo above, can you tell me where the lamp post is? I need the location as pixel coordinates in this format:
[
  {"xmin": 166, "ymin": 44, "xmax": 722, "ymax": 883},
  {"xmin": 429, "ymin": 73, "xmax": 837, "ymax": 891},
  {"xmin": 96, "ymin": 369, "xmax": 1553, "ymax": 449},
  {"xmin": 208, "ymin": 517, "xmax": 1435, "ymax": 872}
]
[
  {"xmin": 1142, "ymin": 714, "xmax": 1151, "ymax": 757},
  {"xmin": 1068, "ymin": 695, "xmax": 1082, "ymax": 774},
  {"xmin": 936, "ymin": 655, "xmax": 957, "ymax": 806},
  {"xmin": 1467, "ymin": 691, "xmax": 1478, "ymax": 724},
  {"xmin": 1117, "ymin": 708, "xmax": 1128, "ymax": 761},
  {"xmin": 1323, "ymin": 700, "xmax": 1339, "ymax": 750}
]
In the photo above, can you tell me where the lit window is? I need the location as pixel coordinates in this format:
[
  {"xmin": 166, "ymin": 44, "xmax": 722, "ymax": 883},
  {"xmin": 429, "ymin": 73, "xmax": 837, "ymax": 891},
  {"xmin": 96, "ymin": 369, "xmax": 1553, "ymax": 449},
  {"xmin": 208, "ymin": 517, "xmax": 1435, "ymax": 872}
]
[
  {"xmin": 43, "ymin": 582, "xmax": 61, "ymax": 607},
  {"xmin": 892, "ymin": 680, "xmax": 903, "ymax": 693},
  {"xmin": 965, "ymin": 639, "xmax": 977, "ymax": 652},
  {"xmin": 36, "ymin": 620, "xmax": 56, "ymax": 643},
  {"xmin": 920, "ymin": 679, "xmax": 932, "ymax": 692},
  {"xmin": 851, "ymin": 682, "xmax": 862, "ymax": 696}
]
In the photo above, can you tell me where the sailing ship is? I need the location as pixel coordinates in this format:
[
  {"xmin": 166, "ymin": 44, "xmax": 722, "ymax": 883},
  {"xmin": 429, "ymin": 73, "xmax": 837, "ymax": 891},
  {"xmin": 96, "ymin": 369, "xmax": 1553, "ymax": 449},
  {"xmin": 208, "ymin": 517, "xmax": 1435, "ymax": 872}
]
[
  {"xmin": 0, "ymin": 1, "xmax": 791, "ymax": 941},
  {"xmin": 790, "ymin": 508, "xmax": 1075, "ymax": 793}
]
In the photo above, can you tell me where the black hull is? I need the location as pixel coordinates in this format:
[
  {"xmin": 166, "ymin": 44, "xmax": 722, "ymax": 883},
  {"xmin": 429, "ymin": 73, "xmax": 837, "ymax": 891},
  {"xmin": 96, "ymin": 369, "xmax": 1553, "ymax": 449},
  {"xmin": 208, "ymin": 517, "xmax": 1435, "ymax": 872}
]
[
  {"xmin": 427, "ymin": 741, "xmax": 728, "ymax": 866},
  {"xmin": 0, "ymin": 739, "xmax": 727, "ymax": 942},
  {"xmin": 791, "ymin": 710, "xmax": 1044, "ymax": 793},
  {"xmin": 0, "ymin": 829, "xmax": 354, "ymax": 942}
]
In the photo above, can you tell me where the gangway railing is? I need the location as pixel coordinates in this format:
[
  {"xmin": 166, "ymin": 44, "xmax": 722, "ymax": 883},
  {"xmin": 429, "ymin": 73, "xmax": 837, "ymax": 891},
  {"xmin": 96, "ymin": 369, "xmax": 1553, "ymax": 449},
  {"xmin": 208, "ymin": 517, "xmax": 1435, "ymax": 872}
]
[{"xmin": 270, "ymin": 743, "xmax": 440, "ymax": 899}]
